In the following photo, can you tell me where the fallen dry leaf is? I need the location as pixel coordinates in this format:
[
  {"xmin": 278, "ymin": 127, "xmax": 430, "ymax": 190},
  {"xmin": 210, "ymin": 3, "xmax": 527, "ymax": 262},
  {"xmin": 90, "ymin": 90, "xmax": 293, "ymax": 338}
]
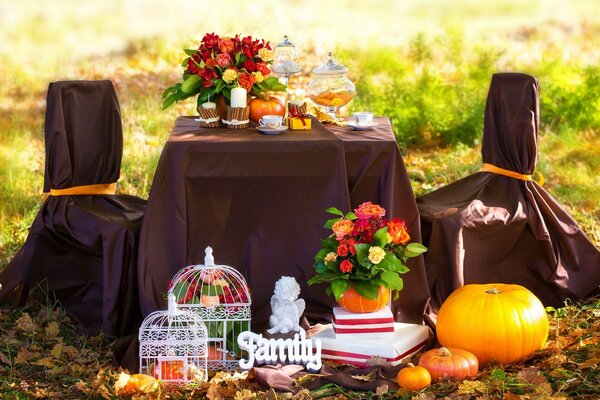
[
  {"xmin": 234, "ymin": 388, "xmax": 257, "ymax": 400},
  {"xmin": 456, "ymin": 380, "xmax": 487, "ymax": 395},
  {"xmin": 45, "ymin": 321, "xmax": 60, "ymax": 340},
  {"xmin": 50, "ymin": 342, "xmax": 63, "ymax": 359},
  {"xmin": 16, "ymin": 313, "xmax": 37, "ymax": 334},
  {"xmin": 366, "ymin": 355, "xmax": 391, "ymax": 367},
  {"xmin": 14, "ymin": 348, "xmax": 36, "ymax": 364},
  {"xmin": 376, "ymin": 384, "xmax": 389, "ymax": 395},
  {"xmin": 34, "ymin": 357, "xmax": 56, "ymax": 368},
  {"xmin": 351, "ymin": 369, "xmax": 377, "ymax": 382}
]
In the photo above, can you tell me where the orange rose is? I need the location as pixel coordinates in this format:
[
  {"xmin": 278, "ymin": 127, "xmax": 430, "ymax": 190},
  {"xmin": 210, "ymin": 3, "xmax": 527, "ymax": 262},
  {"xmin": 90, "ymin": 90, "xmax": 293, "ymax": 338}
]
[
  {"xmin": 387, "ymin": 218, "xmax": 410, "ymax": 245},
  {"xmin": 218, "ymin": 38, "xmax": 235, "ymax": 54},
  {"xmin": 332, "ymin": 219, "xmax": 354, "ymax": 240},
  {"xmin": 237, "ymin": 72, "xmax": 255, "ymax": 92},
  {"xmin": 355, "ymin": 202, "xmax": 386, "ymax": 219}
]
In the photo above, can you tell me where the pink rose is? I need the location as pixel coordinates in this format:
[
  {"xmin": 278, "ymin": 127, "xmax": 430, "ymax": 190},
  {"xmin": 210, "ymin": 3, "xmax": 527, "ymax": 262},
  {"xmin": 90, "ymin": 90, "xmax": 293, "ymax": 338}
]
[{"xmin": 216, "ymin": 53, "xmax": 231, "ymax": 67}]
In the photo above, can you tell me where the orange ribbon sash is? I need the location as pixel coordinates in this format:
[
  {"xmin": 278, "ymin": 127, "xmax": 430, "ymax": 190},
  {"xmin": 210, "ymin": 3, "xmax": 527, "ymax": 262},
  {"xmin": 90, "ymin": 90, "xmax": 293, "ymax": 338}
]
[
  {"xmin": 48, "ymin": 182, "xmax": 117, "ymax": 196},
  {"xmin": 481, "ymin": 163, "xmax": 544, "ymax": 185}
]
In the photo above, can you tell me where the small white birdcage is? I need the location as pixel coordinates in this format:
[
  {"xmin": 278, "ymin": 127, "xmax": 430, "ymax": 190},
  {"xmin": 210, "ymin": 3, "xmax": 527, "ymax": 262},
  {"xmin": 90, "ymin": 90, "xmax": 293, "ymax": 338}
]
[
  {"xmin": 139, "ymin": 294, "xmax": 208, "ymax": 383},
  {"xmin": 169, "ymin": 247, "xmax": 252, "ymax": 371}
]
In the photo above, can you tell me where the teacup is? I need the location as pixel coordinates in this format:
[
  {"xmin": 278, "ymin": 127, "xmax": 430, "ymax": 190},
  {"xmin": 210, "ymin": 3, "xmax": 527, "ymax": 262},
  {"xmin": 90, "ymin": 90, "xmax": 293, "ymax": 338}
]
[
  {"xmin": 353, "ymin": 112, "xmax": 373, "ymax": 126},
  {"xmin": 259, "ymin": 115, "xmax": 284, "ymax": 129}
]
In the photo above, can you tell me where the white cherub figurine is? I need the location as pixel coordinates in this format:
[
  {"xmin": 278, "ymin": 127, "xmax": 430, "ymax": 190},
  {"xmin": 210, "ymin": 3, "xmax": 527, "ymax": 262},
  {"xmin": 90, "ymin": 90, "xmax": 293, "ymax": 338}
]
[{"xmin": 267, "ymin": 276, "xmax": 305, "ymax": 334}]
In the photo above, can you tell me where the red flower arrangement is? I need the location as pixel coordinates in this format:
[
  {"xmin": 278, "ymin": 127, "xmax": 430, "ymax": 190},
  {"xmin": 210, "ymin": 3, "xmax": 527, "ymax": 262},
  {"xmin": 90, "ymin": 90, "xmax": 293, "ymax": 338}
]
[
  {"xmin": 162, "ymin": 33, "xmax": 286, "ymax": 109},
  {"xmin": 308, "ymin": 202, "xmax": 427, "ymax": 301}
]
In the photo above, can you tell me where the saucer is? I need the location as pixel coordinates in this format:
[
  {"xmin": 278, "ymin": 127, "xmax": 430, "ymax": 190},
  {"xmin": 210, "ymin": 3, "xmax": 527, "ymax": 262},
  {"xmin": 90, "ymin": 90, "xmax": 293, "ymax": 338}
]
[
  {"xmin": 256, "ymin": 125, "xmax": 288, "ymax": 135},
  {"xmin": 347, "ymin": 121, "xmax": 378, "ymax": 131}
]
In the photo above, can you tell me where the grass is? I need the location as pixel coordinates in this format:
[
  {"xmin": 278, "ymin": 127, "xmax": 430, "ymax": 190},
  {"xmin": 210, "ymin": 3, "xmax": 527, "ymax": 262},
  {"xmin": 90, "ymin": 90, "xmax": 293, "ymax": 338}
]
[{"xmin": 0, "ymin": 0, "xmax": 599, "ymax": 397}]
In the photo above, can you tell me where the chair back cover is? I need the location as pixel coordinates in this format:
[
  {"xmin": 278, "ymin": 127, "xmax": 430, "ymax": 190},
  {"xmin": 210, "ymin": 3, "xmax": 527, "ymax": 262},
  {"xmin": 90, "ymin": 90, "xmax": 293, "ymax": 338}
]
[
  {"xmin": 418, "ymin": 73, "xmax": 600, "ymax": 319},
  {"xmin": 43, "ymin": 80, "xmax": 122, "ymax": 191}
]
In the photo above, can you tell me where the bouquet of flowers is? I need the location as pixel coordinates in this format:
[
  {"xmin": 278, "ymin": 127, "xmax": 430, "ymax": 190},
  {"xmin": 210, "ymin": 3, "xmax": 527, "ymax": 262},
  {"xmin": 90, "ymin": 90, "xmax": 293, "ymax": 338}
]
[
  {"xmin": 308, "ymin": 202, "xmax": 427, "ymax": 301},
  {"xmin": 162, "ymin": 33, "xmax": 286, "ymax": 109}
]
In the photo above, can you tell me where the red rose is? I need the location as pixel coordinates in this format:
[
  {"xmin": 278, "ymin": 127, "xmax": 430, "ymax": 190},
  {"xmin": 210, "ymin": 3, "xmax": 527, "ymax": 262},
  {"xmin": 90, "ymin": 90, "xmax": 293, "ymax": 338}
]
[
  {"xmin": 340, "ymin": 259, "xmax": 353, "ymax": 273},
  {"xmin": 218, "ymin": 38, "xmax": 235, "ymax": 54},
  {"xmin": 256, "ymin": 62, "xmax": 270, "ymax": 76},
  {"xmin": 337, "ymin": 244, "xmax": 349, "ymax": 257},
  {"xmin": 237, "ymin": 72, "xmax": 255, "ymax": 92},
  {"xmin": 202, "ymin": 32, "xmax": 219, "ymax": 49},
  {"xmin": 347, "ymin": 238, "xmax": 357, "ymax": 255},
  {"xmin": 216, "ymin": 53, "xmax": 231, "ymax": 67},
  {"xmin": 242, "ymin": 59, "xmax": 257, "ymax": 72}
]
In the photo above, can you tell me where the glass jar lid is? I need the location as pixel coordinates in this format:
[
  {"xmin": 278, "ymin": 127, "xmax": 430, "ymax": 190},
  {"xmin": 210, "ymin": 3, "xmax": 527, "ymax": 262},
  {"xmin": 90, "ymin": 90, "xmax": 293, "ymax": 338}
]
[
  {"xmin": 272, "ymin": 35, "xmax": 300, "ymax": 75},
  {"xmin": 313, "ymin": 51, "xmax": 348, "ymax": 76}
]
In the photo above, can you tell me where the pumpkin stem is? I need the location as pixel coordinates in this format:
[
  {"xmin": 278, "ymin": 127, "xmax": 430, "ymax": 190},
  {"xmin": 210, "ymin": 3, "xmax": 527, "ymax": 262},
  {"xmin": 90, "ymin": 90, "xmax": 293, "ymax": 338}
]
[
  {"xmin": 485, "ymin": 287, "xmax": 501, "ymax": 295},
  {"xmin": 406, "ymin": 362, "xmax": 415, "ymax": 368},
  {"xmin": 438, "ymin": 347, "xmax": 452, "ymax": 357}
]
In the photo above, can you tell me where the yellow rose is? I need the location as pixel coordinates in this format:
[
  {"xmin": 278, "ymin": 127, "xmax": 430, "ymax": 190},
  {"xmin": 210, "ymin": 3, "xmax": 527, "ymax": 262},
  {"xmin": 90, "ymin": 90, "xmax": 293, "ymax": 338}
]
[
  {"xmin": 258, "ymin": 48, "xmax": 274, "ymax": 62},
  {"xmin": 324, "ymin": 252, "xmax": 338, "ymax": 264},
  {"xmin": 252, "ymin": 71, "xmax": 264, "ymax": 83},
  {"xmin": 368, "ymin": 246, "xmax": 386, "ymax": 264},
  {"xmin": 222, "ymin": 69, "xmax": 238, "ymax": 84}
]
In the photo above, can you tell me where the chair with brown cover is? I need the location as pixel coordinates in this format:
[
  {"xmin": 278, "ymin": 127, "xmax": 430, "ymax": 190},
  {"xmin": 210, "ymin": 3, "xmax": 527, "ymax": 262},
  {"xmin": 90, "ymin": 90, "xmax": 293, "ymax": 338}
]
[
  {"xmin": 417, "ymin": 73, "xmax": 600, "ymax": 320},
  {"xmin": 0, "ymin": 80, "xmax": 146, "ymax": 337}
]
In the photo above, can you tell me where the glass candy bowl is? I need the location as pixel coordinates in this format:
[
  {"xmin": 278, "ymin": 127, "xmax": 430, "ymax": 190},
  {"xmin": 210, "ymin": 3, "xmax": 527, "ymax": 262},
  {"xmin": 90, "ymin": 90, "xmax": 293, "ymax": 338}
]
[{"xmin": 307, "ymin": 52, "xmax": 356, "ymax": 117}]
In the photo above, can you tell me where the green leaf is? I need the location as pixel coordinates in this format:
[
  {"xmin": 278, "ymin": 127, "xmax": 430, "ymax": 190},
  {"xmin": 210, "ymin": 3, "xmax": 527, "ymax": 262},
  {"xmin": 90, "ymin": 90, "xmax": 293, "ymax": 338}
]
[
  {"xmin": 351, "ymin": 281, "xmax": 379, "ymax": 300},
  {"xmin": 344, "ymin": 212, "xmax": 357, "ymax": 220},
  {"xmin": 331, "ymin": 279, "xmax": 349, "ymax": 301},
  {"xmin": 355, "ymin": 244, "xmax": 372, "ymax": 267},
  {"xmin": 325, "ymin": 207, "xmax": 344, "ymax": 216},
  {"xmin": 377, "ymin": 252, "xmax": 408, "ymax": 273},
  {"xmin": 181, "ymin": 73, "xmax": 202, "ymax": 94},
  {"xmin": 184, "ymin": 48, "xmax": 196, "ymax": 56},
  {"xmin": 380, "ymin": 270, "xmax": 404, "ymax": 291},
  {"xmin": 373, "ymin": 227, "xmax": 388, "ymax": 247},
  {"xmin": 172, "ymin": 281, "xmax": 191, "ymax": 302},
  {"xmin": 269, "ymin": 83, "xmax": 287, "ymax": 92},
  {"xmin": 162, "ymin": 93, "xmax": 178, "ymax": 110},
  {"xmin": 200, "ymin": 285, "xmax": 224, "ymax": 296},
  {"xmin": 404, "ymin": 242, "xmax": 428, "ymax": 257},
  {"xmin": 263, "ymin": 76, "xmax": 280, "ymax": 86},
  {"xmin": 324, "ymin": 218, "xmax": 341, "ymax": 229}
]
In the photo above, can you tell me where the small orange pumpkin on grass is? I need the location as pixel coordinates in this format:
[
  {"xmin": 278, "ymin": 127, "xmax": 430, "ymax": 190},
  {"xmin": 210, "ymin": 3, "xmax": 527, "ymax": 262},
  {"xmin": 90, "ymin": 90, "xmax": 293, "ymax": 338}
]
[{"xmin": 396, "ymin": 363, "xmax": 431, "ymax": 391}]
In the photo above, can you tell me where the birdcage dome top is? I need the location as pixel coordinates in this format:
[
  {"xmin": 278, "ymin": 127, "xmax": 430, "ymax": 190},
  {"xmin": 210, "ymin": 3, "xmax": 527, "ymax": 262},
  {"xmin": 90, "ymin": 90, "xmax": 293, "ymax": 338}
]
[{"xmin": 168, "ymin": 247, "xmax": 251, "ymax": 307}]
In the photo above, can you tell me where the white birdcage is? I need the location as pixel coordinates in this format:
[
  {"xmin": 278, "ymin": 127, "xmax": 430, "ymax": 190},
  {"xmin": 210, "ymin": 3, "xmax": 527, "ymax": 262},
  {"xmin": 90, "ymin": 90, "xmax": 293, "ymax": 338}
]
[
  {"xmin": 168, "ymin": 247, "xmax": 251, "ymax": 371},
  {"xmin": 139, "ymin": 294, "xmax": 208, "ymax": 383}
]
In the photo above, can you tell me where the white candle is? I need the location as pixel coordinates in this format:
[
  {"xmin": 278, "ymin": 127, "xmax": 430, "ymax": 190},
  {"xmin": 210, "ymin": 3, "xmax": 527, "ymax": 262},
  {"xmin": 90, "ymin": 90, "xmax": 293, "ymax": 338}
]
[
  {"xmin": 201, "ymin": 102, "xmax": 216, "ymax": 109},
  {"xmin": 230, "ymin": 87, "xmax": 247, "ymax": 108}
]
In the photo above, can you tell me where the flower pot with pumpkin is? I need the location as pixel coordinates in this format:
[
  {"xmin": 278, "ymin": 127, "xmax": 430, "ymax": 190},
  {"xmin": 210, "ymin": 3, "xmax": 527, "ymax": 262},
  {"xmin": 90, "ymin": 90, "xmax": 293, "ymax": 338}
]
[
  {"xmin": 161, "ymin": 33, "xmax": 286, "ymax": 122},
  {"xmin": 308, "ymin": 202, "xmax": 427, "ymax": 313}
]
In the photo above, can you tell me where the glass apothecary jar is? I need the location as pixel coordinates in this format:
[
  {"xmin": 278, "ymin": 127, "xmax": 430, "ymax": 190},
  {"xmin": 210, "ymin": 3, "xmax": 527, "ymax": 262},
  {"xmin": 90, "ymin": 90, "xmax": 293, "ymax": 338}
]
[{"xmin": 307, "ymin": 52, "xmax": 356, "ymax": 117}]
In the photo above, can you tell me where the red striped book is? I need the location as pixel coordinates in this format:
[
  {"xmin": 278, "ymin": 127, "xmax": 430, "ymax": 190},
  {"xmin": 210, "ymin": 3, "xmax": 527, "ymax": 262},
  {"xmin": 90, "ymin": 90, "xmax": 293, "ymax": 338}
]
[{"xmin": 333, "ymin": 306, "xmax": 395, "ymax": 338}]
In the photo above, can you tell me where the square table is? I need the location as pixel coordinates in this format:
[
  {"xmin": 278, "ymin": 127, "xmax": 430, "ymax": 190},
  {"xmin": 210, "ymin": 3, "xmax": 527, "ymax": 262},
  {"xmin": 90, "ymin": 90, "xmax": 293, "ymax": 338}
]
[{"xmin": 137, "ymin": 116, "xmax": 430, "ymax": 330}]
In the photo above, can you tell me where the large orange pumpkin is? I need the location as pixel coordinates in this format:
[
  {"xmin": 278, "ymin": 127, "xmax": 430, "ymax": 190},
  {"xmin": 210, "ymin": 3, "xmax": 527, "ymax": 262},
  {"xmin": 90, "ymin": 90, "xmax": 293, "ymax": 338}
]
[
  {"xmin": 436, "ymin": 283, "xmax": 549, "ymax": 365},
  {"xmin": 337, "ymin": 285, "xmax": 390, "ymax": 313},
  {"xmin": 249, "ymin": 96, "xmax": 285, "ymax": 123},
  {"xmin": 418, "ymin": 347, "xmax": 478, "ymax": 383}
]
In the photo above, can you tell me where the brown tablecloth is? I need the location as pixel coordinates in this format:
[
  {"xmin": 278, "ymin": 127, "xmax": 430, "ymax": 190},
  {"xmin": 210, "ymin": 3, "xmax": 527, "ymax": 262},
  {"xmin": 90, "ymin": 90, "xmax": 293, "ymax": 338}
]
[{"xmin": 137, "ymin": 116, "xmax": 429, "ymax": 330}]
